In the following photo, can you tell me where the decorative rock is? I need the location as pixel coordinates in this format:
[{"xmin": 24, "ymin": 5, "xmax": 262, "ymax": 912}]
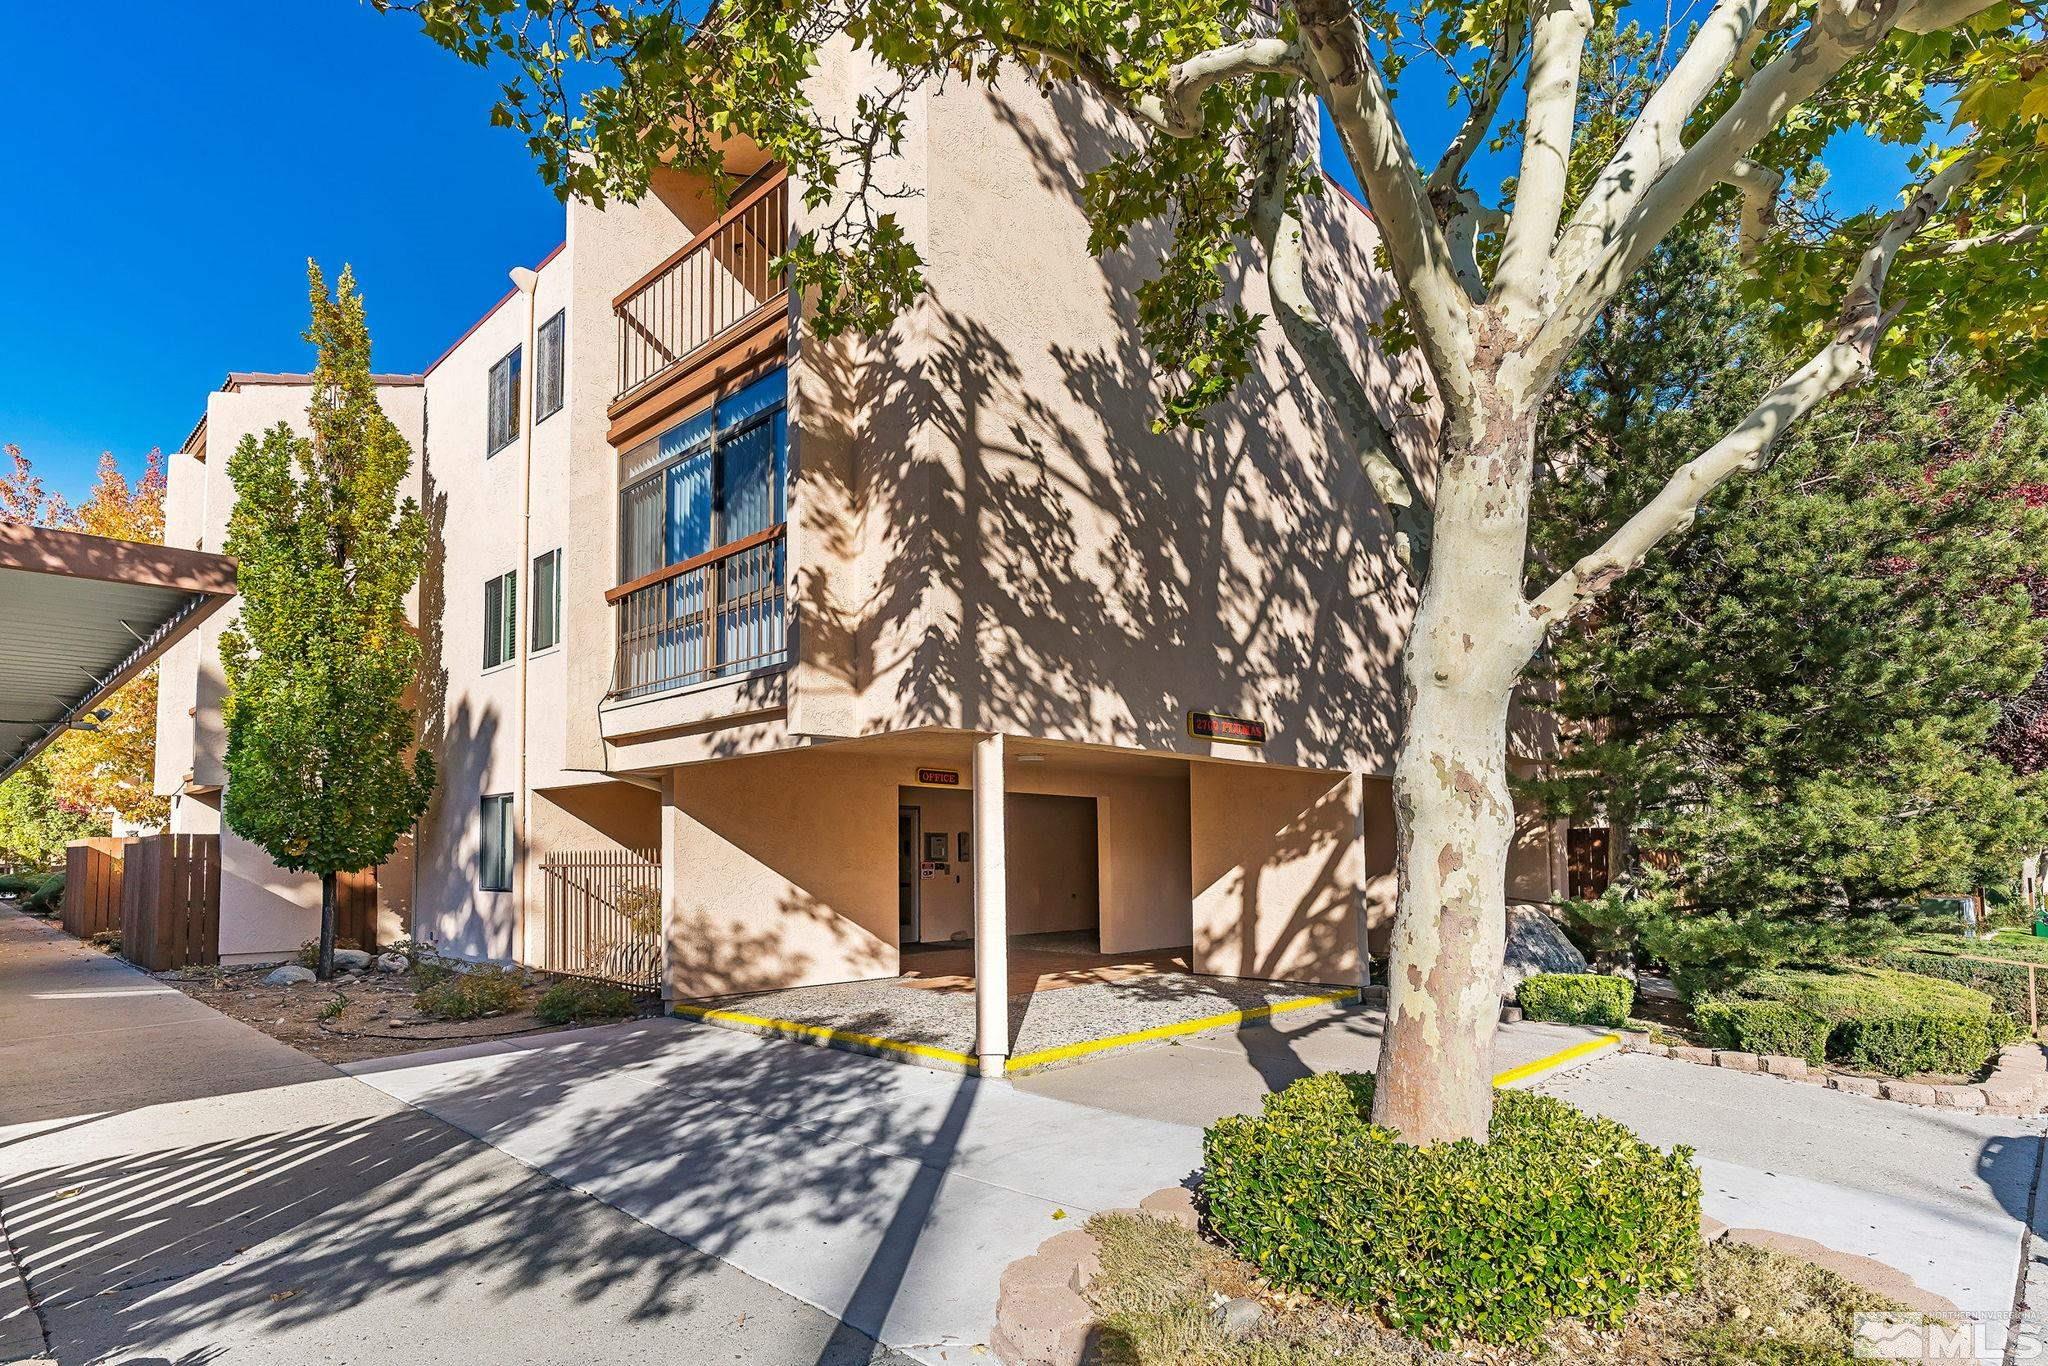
[
  {"xmin": 1882, "ymin": 1080, "xmax": 1938, "ymax": 1107},
  {"xmin": 263, "ymin": 965, "xmax": 316, "ymax": 987},
  {"xmin": 1357, "ymin": 984, "xmax": 1389, "ymax": 1006},
  {"xmin": 1670, "ymin": 1045, "xmax": 1715, "ymax": 1065},
  {"xmin": 1035, "ymin": 1230, "xmax": 1103, "ymax": 1291},
  {"xmin": 331, "ymin": 948, "xmax": 372, "ymax": 970},
  {"xmin": 1931, "ymin": 1085, "xmax": 1986, "ymax": 1110},
  {"xmin": 1715, "ymin": 1051, "xmax": 1761, "ymax": 1073},
  {"xmin": 1760, "ymin": 1055, "xmax": 1808, "ymax": 1080},
  {"xmin": 1499, "ymin": 1005, "xmax": 1524, "ymax": 1024},
  {"xmin": 1138, "ymin": 1187, "xmax": 1199, "ymax": 1232},
  {"xmin": 1209, "ymin": 1296, "xmax": 1265, "ymax": 1341},
  {"xmin": 1500, "ymin": 905, "xmax": 1590, "ymax": 994},
  {"xmin": 373, "ymin": 951, "xmax": 408, "ymax": 973},
  {"xmin": 992, "ymin": 1279, "xmax": 1095, "ymax": 1366},
  {"xmin": 1618, "ymin": 1031, "xmax": 1655, "ymax": 1053},
  {"xmin": 1828, "ymin": 1075, "xmax": 1882, "ymax": 1098}
]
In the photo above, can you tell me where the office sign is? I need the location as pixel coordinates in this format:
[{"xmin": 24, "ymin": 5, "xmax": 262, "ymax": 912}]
[
  {"xmin": 917, "ymin": 767, "xmax": 960, "ymax": 786},
  {"xmin": 1187, "ymin": 710, "xmax": 1267, "ymax": 746}
]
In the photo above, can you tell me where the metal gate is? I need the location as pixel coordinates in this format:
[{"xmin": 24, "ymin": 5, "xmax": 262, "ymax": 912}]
[{"xmin": 536, "ymin": 847, "xmax": 661, "ymax": 992}]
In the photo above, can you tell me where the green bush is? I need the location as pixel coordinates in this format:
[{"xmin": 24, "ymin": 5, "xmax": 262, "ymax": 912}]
[
  {"xmin": 0, "ymin": 871, "xmax": 54, "ymax": 896},
  {"xmin": 534, "ymin": 979, "xmax": 641, "ymax": 1025},
  {"xmin": 1694, "ymin": 998, "xmax": 1830, "ymax": 1065},
  {"xmin": 1699, "ymin": 966, "xmax": 2010, "ymax": 1077},
  {"xmin": 21, "ymin": 872, "xmax": 64, "ymax": 915},
  {"xmin": 1515, "ymin": 972, "xmax": 1634, "ymax": 1027},
  {"xmin": 1202, "ymin": 1072, "xmax": 1700, "ymax": 1346},
  {"xmin": 414, "ymin": 965, "xmax": 527, "ymax": 1021},
  {"xmin": 1884, "ymin": 947, "xmax": 2034, "ymax": 1024}
]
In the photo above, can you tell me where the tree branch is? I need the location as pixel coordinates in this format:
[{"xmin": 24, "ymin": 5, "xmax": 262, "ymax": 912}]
[
  {"xmin": 1426, "ymin": 9, "xmax": 1530, "ymax": 199},
  {"xmin": 1904, "ymin": 222, "xmax": 2044, "ymax": 257},
  {"xmin": 1291, "ymin": 0, "xmax": 1479, "ymax": 413},
  {"xmin": 1005, "ymin": 33, "xmax": 1304, "ymax": 138},
  {"xmin": 1527, "ymin": 152, "xmax": 1979, "ymax": 627},
  {"xmin": 1724, "ymin": 157, "xmax": 1784, "ymax": 263},
  {"xmin": 1494, "ymin": 0, "xmax": 1592, "ymax": 321},
  {"xmin": 1251, "ymin": 103, "xmax": 1434, "ymax": 574}
]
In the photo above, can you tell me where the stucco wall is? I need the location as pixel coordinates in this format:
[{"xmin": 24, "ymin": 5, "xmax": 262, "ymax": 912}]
[
  {"xmin": 1189, "ymin": 763, "xmax": 1371, "ymax": 987},
  {"xmin": 900, "ymin": 786, "xmax": 1108, "ymax": 943}
]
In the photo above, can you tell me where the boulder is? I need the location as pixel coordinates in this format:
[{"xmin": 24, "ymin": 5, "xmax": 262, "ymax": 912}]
[
  {"xmin": 263, "ymin": 965, "xmax": 316, "ymax": 987},
  {"xmin": 1500, "ymin": 904, "xmax": 1589, "ymax": 995},
  {"xmin": 331, "ymin": 948, "xmax": 372, "ymax": 971},
  {"xmin": 373, "ymin": 952, "xmax": 408, "ymax": 973},
  {"xmin": 1209, "ymin": 1297, "xmax": 1265, "ymax": 1341}
]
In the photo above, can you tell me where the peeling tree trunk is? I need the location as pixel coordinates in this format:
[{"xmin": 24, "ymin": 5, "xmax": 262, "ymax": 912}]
[
  {"xmin": 317, "ymin": 870, "xmax": 337, "ymax": 982},
  {"xmin": 1372, "ymin": 401, "xmax": 1544, "ymax": 1146}
]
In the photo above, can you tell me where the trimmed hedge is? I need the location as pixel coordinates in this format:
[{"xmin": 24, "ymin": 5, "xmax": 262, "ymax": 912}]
[
  {"xmin": 1203, "ymin": 1072, "xmax": 1700, "ymax": 1346},
  {"xmin": 0, "ymin": 872, "xmax": 53, "ymax": 897},
  {"xmin": 21, "ymin": 872, "xmax": 63, "ymax": 916},
  {"xmin": 1695, "ymin": 998, "xmax": 1830, "ymax": 1065},
  {"xmin": 1883, "ymin": 948, "xmax": 2032, "ymax": 1025},
  {"xmin": 535, "ymin": 979, "xmax": 640, "ymax": 1025},
  {"xmin": 1516, "ymin": 972, "xmax": 1634, "ymax": 1027},
  {"xmin": 1697, "ymin": 966, "xmax": 2013, "ymax": 1077},
  {"xmin": 414, "ymin": 966, "xmax": 526, "ymax": 1021}
]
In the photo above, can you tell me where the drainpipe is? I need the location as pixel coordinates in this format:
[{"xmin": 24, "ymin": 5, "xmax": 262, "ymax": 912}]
[{"xmin": 510, "ymin": 265, "xmax": 539, "ymax": 962}]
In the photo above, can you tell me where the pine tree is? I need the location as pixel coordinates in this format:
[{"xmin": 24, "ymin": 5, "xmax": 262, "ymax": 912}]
[
  {"xmin": 1529, "ymin": 235, "xmax": 2048, "ymax": 986},
  {"xmin": 221, "ymin": 263, "xmax": 434, "ymax": 980}
]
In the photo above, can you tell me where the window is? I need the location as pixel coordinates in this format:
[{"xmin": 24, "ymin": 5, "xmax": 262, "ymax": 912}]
[
  {"xmin": 531, "ymin": 549, "xmax": 562, "ymax": 653},
  {"xmin": 483, "ymin": 570, "xmax": 518, "ymax": 669},
  {"xmin": 487, "ymin": 346, "xmax": 522, "ymax": 455},
  {"xmin": 479, "ymin": 794, "xmax": 513, "ymax": 892},
  {"xmin": 617, "ymin": 368, "xmax": 788, "ymax": 582},
  {"xmin": 535, "ymin": 311, "xmax": 566, "ymax": 423}
]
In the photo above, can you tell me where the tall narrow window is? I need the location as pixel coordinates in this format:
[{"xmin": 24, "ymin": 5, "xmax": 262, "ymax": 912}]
[
  {"xmin": 479, "ymin": 794, "xmax": 513, "ymax": 892},
  {"xmin": 487, "ymin": 345, "xmax": 522, "ymax": 455},
  {"xmin": 531, "ymin": 549, "xmax": 562, "ymax": 653},
  {"xmin": 535, "ymin": 310, "xmax": 566, "ymax": 422},
  {"xmin": 483, "ymin": 570, "xmax": 518, "ymax": 669}
]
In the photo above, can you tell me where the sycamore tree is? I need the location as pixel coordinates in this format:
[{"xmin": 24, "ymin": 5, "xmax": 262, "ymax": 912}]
[
  {"xmin": 397, "ymin": 0, "xmax": 2048, "ymax": 1142},
  {"xmin": 222, "ymin": 264, "xmax": 434, "ymax": 981}
]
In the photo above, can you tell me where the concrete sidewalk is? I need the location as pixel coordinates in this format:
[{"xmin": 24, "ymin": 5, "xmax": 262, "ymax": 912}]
[{"xmin": 0, "ymin": 909, "xmax": 912, "ymax": 1365}]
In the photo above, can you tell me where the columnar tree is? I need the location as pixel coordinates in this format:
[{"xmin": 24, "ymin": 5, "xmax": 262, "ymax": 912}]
[
  {"xmin": 398, "ymin": 0, "xmax": 2048, "ymax": 1141},
  {"xmin": 222, "ymin": 264, "xmax": 434, "ymax": 981}
]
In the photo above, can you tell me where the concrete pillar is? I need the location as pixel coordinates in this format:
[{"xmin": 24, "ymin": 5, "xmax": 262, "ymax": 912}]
[
  {"xmin": 973, "ymin": 732, "xmax": 1008, "ymax": 1076},
  {"xmin": 659, "ymin": 769, "xmax": 683, "ymax": 1009}
]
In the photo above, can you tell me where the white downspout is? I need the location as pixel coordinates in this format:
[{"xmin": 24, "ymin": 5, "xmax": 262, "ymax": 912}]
[{"xmin": 510, "ymin": 265, "xmax": 539, "ymax": 963}]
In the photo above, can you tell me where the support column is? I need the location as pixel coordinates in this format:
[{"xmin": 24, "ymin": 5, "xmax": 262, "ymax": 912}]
[
  {"xmin": 659, "ymin": 769, "xmax": 683, "ymax": 1010},
  {"xmin": 973, "ymin": 732, "xmax": 1008, "ymax": 1077}
]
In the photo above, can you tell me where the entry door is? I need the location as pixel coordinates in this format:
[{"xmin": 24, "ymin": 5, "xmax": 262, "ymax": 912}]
[{"xmin": 897, "ymin": 807, "xmax": 920, "ymax": 944}]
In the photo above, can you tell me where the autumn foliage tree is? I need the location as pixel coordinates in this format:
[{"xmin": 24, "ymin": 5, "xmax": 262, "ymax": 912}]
[
  {"xmin": 221, "ymin": 264, "xmax": 434, "ymax": 981},
  {"xmin": 398, "ymin": 0, "xmax": 2048, "ymax": 1143}
]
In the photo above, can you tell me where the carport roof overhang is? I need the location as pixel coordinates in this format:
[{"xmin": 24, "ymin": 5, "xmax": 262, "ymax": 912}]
[{"xmin": 0, "ymin": 521, "xmax": 236, "ymax": 785}]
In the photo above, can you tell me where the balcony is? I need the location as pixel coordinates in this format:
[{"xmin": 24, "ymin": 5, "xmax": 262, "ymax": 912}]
[
  {"xmin": 613, "ymin": 169, "xmax": 791, "ymax": 400},
  {"xmin": 607, "ymin": 524, "xmax": 787, "ymax": 700}
]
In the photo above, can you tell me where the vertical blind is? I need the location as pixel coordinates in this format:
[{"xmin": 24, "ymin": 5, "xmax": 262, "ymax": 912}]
[
  {"xmin": 488, "ymin": 346, "xmax": 523, "ymax": 454},
  {"xmin": 536, "ymin": 311, "xmax": 566, "ymax": 422},
  {"xmin": 484, "ymin": 570, "xmax": 518, "ymax": 669},
  {"xmin": 480, "ymin": 794, "xmax": 513, "ymax": 892},
  {"xmin": 531, "ymin": 549, "xmax": 562, "ymax": 652},
  {"xmin": 617, "ymin": 367, "xmax": 788, "ymax": 583}
]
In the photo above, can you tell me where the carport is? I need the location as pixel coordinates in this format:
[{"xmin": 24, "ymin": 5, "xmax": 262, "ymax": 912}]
[{"xmin": 0, "ymin": 521, "xmax": 236, "ymax": 783}]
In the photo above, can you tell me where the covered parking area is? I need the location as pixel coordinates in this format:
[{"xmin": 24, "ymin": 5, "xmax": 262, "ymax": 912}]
[
  {"xmin": 659, "ymin": 729, "xmax": 1391, "ymax": 1074},
  {"xmin": 0, "ymin": 521, "xmax": 236, "ymax": 785}
]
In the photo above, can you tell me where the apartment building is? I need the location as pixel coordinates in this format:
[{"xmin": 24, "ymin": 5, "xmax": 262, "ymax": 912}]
[{"xmin": 157, "ymin": 58, "xmax": 1566, "ymax": 1048}]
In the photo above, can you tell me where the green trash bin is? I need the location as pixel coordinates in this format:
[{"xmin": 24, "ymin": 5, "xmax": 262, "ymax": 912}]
[{"xmin": 2034, "ymin": 916, "xmax": 2048, "ymax": 938}]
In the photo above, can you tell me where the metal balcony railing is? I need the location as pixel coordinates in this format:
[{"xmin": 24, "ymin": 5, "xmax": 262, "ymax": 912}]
[
  {"xmin": 613, "ymin": 170, "xmax": 790, "ymax": 399},
  {"xmin": 607, "ymin": 524, "xmax": 787, "ymax": 699}
]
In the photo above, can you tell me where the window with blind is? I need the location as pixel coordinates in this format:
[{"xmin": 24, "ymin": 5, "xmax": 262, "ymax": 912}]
[
  {"xmin": 616, "ymin": 368, "xmax": 788, "ymax": 583},
  {"xmin": 531, "ymin": 549, "xmax": 562, "ymax": 653},
  {"xmin": 483, "ymin": 570, "xmax": 517, "ymax": 669},
  {"xmin": 479, "ymin": 793, "xmax": 513, "ymax": 892},
  {"xmin": 488, "ymin": 346, "xmax": 522, "ymax": 455},
  {"xmin": 536, "ymin": 311, "xmax": 566, "ymax": 423}
]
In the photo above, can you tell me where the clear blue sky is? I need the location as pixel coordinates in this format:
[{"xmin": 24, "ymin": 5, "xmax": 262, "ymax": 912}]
[
  {"xmin": 3, "ymin": 4, "xmax": 1907, "ymax": 507},
  {"xmin": 1, "ymin": 2, "xmax": 565, "ymax": 505}
]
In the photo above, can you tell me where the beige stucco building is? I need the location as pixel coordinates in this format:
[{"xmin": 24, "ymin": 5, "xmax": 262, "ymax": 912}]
[{"xmin": 154, "ymin": 63, "xmax": 1566, "ymax": 1063}]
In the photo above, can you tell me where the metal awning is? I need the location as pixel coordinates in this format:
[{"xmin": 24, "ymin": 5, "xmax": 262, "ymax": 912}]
[{"xmin": 0, "ymin": 521, "xmax": 236, "ymax": 785}]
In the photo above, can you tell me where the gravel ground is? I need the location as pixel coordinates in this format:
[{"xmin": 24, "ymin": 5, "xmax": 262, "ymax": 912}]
[{"xmin": 714, "ymin": 970, "xmax": 1349, "ymax": 1059}]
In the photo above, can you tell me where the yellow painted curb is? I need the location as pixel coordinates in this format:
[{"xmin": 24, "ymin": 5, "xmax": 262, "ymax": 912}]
[
  {"xmin": 673, "ymin": 1002, "xmax": 979, "ymax": 1069},
  {"xmin": 1491, "ymin": 1033, "xmax": 1622, "ymax": 1088},
  {"xmin": 676, "ymin": 987, "xmax": 1360, "ymax": 1075},
  {"xmin": 1005, "ymin": 988, "xmax": 1360, "ymax": 1074}
]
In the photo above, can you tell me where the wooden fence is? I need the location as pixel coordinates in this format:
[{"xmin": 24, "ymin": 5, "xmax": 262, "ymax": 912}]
[
  {"xmin": 333, "ymin": 867, "xmax": 380, "ymax": 951},
  {"xmin": 537, "ymin": 847, "xmax": 662, "ymax": 992},
  {"xmin": 121, "ymin": 833, "xmax": 221, "ymax": 971},
  {"xmin": 62, "ymin": 837, "xmax": 131, "ymax": 939}
]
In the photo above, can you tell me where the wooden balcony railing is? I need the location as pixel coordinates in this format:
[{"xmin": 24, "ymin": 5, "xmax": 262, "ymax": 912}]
[
  {"xmin": 613, "ymin": 169, "xmax": 790, "ymax": 399},
  {"xmin": 606, "ymin": 524, "xmax": 788, "ymax": 699}
]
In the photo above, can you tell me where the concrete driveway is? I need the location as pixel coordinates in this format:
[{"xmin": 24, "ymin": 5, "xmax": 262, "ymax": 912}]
[{"xmin": 0, "ymin": 909, "xmax": 912, "ymax": 1365}]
